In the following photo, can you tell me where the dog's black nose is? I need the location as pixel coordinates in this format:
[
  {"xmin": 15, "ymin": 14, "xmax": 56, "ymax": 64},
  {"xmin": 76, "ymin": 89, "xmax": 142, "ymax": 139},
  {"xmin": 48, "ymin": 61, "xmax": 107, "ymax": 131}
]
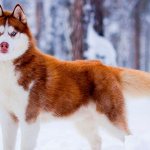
[{"xmin": 0, "ymin": 42, "xmax": 9, "ymax": 53}]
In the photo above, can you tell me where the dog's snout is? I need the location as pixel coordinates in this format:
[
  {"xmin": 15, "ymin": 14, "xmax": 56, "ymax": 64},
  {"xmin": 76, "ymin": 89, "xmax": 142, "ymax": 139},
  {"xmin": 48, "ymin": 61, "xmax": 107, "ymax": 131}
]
[{"xmin": 0, "ymin": 42, "xmax": 9, "ymax": 53}]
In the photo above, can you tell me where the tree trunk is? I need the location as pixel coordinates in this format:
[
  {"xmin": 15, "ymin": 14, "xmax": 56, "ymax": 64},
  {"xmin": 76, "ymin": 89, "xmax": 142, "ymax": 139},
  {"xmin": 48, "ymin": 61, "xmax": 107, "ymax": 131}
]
[
  {"xmin": 145, "ymin": 23, "xmax": 150, "ymax": 71},
  {"xmin": 133, "ymin": 1, "xmax": 141, "ymax": 69},
  {"xmin": 90, "ymin": 0, "xmax": 104, "ymax": 36},
  {"xmin": 134, "ymin": 12, "xmax": 140, "ymax": 69},
  {"xmin": 70, "ymin": 0, "xmax": 84, "ymax": 60},
  {"xmin": 35, "ymin": 0, "xmax": 43, "ymax": 42}
]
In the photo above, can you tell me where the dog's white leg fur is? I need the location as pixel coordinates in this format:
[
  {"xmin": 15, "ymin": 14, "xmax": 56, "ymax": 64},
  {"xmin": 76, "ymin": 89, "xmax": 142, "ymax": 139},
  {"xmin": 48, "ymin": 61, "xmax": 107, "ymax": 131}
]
[
  {"xmin": 72, "ymin": 102, "xmax": 129, "ymax": 150},
  {"xmin": 0, "ymin": 109, "xmax": 18, "ymax": 150},
  {"xmin": 75, "ymin": 118, "xmax": 101, "ymax": 150},
  {"xmin": 71, "ymin": 103, "xmax": 102, "ymax": 150},
  {"xmin": 20, "ymin": 120, "xmax": 40, "ymax": 150},
  {"xmin": 96, "ymin": 113, "xmax": 128, "ymax": 142}
]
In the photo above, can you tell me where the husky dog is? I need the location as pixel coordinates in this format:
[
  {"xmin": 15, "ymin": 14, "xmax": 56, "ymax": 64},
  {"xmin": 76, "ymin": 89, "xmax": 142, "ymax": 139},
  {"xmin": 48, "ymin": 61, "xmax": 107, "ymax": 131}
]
[{"xmin": 0, "ymin": 4, "xmax": 150, "ymax": 150}]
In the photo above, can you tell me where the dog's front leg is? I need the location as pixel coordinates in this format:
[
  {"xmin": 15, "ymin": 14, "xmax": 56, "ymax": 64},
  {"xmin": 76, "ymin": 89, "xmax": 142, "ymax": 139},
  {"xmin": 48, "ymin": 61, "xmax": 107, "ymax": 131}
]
[
  {"xmin": 0, "ymin": 109, "xmax": 18, "ymax": 150},
  {"xmin": 20, "ymin": 120, "xmax": 40, "ymax": 150}
]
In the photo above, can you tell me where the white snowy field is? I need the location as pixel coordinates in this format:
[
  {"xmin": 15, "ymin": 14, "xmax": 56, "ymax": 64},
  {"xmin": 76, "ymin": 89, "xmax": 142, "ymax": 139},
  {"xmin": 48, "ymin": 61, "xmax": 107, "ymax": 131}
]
[{"xmin": 0, "ymin": 99, "xmax": 150, "ymax": 150}]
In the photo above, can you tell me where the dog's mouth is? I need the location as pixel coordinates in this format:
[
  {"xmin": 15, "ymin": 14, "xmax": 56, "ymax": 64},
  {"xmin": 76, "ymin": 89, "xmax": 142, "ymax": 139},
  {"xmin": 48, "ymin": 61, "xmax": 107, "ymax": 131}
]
[{"xmin": 0, "ymin": 49, "xmax": 8, "ymax": 54}]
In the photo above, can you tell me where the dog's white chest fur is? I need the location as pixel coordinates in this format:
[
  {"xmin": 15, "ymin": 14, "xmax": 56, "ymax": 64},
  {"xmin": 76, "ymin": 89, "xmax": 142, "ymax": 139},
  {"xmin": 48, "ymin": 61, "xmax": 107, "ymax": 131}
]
[{"xmin": 0, "ymin": 61, "xmax": 29, "ymax": 118}]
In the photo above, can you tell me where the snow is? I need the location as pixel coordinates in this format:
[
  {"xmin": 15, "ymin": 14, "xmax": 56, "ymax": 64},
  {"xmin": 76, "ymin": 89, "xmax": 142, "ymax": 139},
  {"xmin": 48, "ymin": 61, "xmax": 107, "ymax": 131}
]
[
  {"xmin": 0, "ymin": 99, "xmax": 150, "ymax": 150},
  {"xmin": 84, "ymin": 24, "xmax": 117, "ymax": 66},
  {"xmin": 106, "ymin": 22, "xmax": 120, "ymax": 34}
]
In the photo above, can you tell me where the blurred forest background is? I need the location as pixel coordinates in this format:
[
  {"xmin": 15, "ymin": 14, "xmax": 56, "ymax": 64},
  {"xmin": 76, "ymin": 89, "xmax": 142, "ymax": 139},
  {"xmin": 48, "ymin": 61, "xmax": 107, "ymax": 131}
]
[{"xmin": 1, "ymin": 0, "xmax": 150, "ymax": 71}]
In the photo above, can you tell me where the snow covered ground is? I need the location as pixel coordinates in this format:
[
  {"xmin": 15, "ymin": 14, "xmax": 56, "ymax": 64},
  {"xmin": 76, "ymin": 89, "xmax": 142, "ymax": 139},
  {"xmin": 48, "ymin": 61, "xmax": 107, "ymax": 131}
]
[{"xmin": 0, "ymin": 99, "xmax": 150, "ymax": 150}]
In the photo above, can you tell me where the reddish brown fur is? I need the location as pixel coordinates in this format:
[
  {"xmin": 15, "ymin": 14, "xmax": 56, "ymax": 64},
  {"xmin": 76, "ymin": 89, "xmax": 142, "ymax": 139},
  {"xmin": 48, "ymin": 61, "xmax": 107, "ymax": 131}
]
[
  {"xmin": 13, "ymin": 47, "xmax": 129, "ymax": 131},
  {"xmin": 10, "ymin": 113, "xmax": 18, "ymax": 123},
  {"xmin": 2, "ymin": 7, "xmax": 144, "ymax": 134}
]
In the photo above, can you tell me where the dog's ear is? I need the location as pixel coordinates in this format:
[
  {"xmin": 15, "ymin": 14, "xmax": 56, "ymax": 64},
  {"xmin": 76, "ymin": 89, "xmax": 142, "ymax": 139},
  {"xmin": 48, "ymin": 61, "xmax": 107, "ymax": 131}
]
[
  {"xmin": 12, "ymin": 4, "xmax": 27, "ymax": 23},
  {"xmin": 0, "ymin": 5, "xmax": 4, "ymax": 17}
]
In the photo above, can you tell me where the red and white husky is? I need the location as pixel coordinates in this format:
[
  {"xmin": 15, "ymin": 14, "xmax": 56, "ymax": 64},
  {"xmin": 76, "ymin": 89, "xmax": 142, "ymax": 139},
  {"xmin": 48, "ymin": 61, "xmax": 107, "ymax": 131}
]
[{"xmin": 0, "ymin": 4, "xmax": 150, "ymax": 150}]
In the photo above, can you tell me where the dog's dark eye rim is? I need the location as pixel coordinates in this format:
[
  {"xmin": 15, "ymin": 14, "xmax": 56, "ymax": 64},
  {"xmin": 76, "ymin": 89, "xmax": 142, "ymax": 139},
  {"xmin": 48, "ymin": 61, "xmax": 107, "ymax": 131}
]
[{"xmin": 9, "ymin": 31, "xmax": 17, "ymax": 37}]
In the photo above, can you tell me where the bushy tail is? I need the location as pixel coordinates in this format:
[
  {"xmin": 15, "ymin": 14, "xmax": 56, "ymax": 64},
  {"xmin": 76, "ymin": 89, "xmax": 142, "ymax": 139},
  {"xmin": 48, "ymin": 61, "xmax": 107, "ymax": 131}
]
[{"xmin": 117, "ymin": 68, "xmax": 150, "ymax": 98}]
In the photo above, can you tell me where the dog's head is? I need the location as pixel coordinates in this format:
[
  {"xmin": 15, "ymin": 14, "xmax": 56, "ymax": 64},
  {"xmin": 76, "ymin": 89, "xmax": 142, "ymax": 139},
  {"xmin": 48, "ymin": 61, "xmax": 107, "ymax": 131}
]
[{"xmin": 0, "ymin": 4, "xmax": 32, "ymax": 61}]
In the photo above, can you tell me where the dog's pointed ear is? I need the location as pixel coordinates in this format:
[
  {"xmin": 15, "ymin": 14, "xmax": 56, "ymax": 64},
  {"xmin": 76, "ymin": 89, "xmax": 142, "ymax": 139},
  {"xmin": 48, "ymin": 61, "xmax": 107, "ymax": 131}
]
[
  {"xmin": 0, "ymin": 5, "xmax": 4, "ymax": 17},
  {"xmin": 12, "ymin": 4, "xmax": 27, "ymax": 23}
]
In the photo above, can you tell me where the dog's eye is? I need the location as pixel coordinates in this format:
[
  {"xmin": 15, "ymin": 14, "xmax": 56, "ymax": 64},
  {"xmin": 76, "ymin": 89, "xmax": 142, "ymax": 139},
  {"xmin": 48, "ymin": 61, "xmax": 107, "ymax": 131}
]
[{"xmin": 9, "ymin": 31, "xmax": 17, "ymax": 37}]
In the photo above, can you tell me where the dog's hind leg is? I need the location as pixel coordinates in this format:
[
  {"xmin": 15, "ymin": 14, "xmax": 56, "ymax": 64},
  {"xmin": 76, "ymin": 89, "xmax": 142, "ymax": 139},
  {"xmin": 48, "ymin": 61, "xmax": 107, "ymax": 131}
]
[
  {"xmin": 74, "ymin": 115, "xmax": 101, "ymax": 150},
  {"xmin": 96, "ymin": 113, "xmax": 130, "ymax": 142},
  {"xmin": 93, "ymin": 73, "xmax": 131, "ymax": 142}
]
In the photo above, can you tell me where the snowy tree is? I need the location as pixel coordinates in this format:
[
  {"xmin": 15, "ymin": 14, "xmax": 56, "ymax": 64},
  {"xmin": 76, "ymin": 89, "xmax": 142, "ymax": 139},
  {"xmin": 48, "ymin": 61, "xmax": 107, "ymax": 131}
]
[
  {"xmin": 90, "ymin": 0, "xmax": 104, "ymax": 36},
  {"xmin": 48, "ymin": 0, "xmax": 71, "ymax": 60},
  {"xmin": 1, "ymin": 0, "xmax": 150, "ymax": 70},
  {"xmin": 104, "ymin": 0, "xmax": 150, "ymax": 70},
  {"xmin": 85, "ymin": 23, "xmax": 117, "ymax": 65},
  {"xmin": 70, "ymin": 0, "xmax": 117, "ymax": 65}
]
